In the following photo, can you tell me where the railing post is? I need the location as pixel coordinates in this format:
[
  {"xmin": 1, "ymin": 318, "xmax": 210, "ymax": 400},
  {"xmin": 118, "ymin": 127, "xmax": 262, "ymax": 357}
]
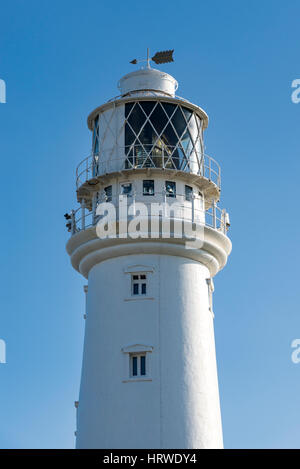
[
  {"xmin": 132, "ymin": 189, "xmax": 136, "ymax": 217},
  {"xmin": 212, "ymin": 199, "xmax": 216, "ymax": 229},
  {"xmin": 81, "ymin": 198, "xmax": 86, "ymax": 230},
  {"xmin": 221, "ymin": 209, "xmax": 226, "ymax": 234},
  {"xmin": 92, "ymin": 154, "xmax": 97, "ymax": 178},
  {"xmin": 192, "ymin": 194, "xmax": 195, "ymax": 223},
  {"xmin": 71, "ymin": 209, "xmax": 76, "ymax": 235},
  {"xmin": 163, "ymin": 189, "xmax": 167, "ymax": 217},
  {"xmin": 92, "ymin": 193, "xmax": 97, "ymax": 225}
]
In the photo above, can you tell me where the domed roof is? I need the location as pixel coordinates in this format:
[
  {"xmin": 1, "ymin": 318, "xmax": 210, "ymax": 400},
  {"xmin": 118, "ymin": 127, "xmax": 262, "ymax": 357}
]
[{"xmin": 118, "ymin": 67, "xmax": 178, "ymax": 97}]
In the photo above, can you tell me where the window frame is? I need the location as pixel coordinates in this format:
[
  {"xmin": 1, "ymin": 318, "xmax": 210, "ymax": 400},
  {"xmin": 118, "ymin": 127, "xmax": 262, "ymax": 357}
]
[
  {"xmin": 120, "ymin": 182, "xmax": 133, "ymax": 197},
  {"xmin": 122, "ymin": 344, "xmax": 154, "ymax": 382},
  {"xmin": 130, "ymin": 353, "xmax": 147, "ymax": 378},
  {"xmin": 104, "ymin": 185, "xmax": 112, "ymax": 202},
  {"xmin": 165, "ymin": 180, "xmax": 176, "ymax": 198},
  {"xmin": 143, "ymin": 179, "xmax": 155, "ymax": 196},
  {"xmin": 124, "ymin": 265, "xmax": 155, "ymax": 302},
  {"xmin": 185, "ymin": 185, "xmax": 193, "ymax": 202},
  {"xmin": 131, "ymin": 273, "xmax": 147, "ymax": 296}
]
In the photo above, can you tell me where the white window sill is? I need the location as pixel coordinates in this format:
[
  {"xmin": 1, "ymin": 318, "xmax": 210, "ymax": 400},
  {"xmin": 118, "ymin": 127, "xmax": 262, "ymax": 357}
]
[
  {"xmin": 124, "ymin": 297, "xmax": 155, "ymax": 302},
  {"xmin": 122, "ymin": 378, "xmax": 152, "ymax": 383}
]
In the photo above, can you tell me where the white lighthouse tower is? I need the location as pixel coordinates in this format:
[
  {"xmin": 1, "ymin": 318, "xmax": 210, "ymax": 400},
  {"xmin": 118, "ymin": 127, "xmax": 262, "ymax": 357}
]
[{"xmin": 66, "ymin": 52, "xmax": 232, "ymax": 449}]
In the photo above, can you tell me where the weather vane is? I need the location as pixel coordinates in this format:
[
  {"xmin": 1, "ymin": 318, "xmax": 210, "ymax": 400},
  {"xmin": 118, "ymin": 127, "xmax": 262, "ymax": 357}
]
[{"xmin": 130, "ymin": 48, "xmax": 174, "ymax": 69}]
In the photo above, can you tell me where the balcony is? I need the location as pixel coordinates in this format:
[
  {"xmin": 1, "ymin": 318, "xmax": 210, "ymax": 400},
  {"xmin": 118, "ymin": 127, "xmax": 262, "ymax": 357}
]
[
  {"xmin": 75, "ymin": 146, "xmax": 221, "ymax": 191},
  {"xmin": 66, "ymin": 191, "xmax": 229, "ymax": 237}
]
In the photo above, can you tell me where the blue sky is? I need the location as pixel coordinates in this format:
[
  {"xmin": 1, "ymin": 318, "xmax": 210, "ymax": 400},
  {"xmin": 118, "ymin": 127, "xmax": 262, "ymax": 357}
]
[{"xmin": 0, "ymin": 0, "xmax": 300, "ymax": 449}]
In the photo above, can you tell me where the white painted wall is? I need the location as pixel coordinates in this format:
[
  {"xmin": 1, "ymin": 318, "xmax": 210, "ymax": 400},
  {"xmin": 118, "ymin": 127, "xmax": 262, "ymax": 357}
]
[
  {"xmin": 97, "ymin": 104, "xmax": 125, "ymax": 172},
  {"xmin": 76, "ymin": 253, "xmax": 223, "ymax": 449},
  {"xmin": 97, "ymin": 174, "xmax": 205, "ymax": 225}
]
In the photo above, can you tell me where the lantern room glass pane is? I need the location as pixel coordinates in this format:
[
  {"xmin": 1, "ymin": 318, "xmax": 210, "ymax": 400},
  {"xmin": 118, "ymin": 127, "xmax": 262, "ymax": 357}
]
[
  {"xmin": 127, "ymin": 103, "xmax": 144, "ymax": 135},
  {"xmin": 124, "ymin": 102, "xmax": 201, "ymax": 172},
  {"xmin": 181, "ymin": 106, "xmax": 192, "ymax": 122},
  {"xmin": 171, "ymin": 107, "xmax": 187, "ymax": 138},
  {"xmin": 162, "ymin": 102, "xmax": 176, "ymax": 117},
  {"xmin": 93, "ymin": 115, "xmax": 99, "ymax": 155},
  {"xmin": 125, "ymin": 102, "xmax": 135, "ymax": 118},
  {"xmin": 149, "ymin": 104, "xmax": 168, "ymax": 135},
  {"xmin": 139, "ymin": 101, "xmax": 156, "ymax": 116},
  {"xmin": 125, "ymin": 125, "xmax": 136, "ymax": 148}
]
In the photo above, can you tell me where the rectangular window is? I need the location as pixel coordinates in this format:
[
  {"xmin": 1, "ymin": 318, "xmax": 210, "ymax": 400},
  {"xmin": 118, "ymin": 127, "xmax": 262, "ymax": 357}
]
[
  {"xmin": 165, "ymin": 181, "xmax": 176, "ymax": 198},
  {"xmin": 143, "ymin": 180, "xmax": 155, "ymax": 196},
  {"xmin": 104, "ymin": 185, "xmax": 112, "ymax": 202},
  {"xmin": 140, "ymin": 355, "xmax": 146, "ymax": 376},
  {"xmin": 120, "ymin": 182, "xmax": 132, "ymax": 196},
  {"xmin": 132, "ymin": 274, "xmax": 147, "ymax": 296},
  {"xmin": 132, "ymin": 356, "xmax": 138, "ymax": 376},
  {"xmin": 185, "ymin": 185, "xmax": 193, "ymax": 201},
  {"xmin": 130, "ymin": 354, "xmax": 146, "ymax": 377},
  {"xmin": 198, "ymin": 191, "xmax": 204, "ymax": 209}
]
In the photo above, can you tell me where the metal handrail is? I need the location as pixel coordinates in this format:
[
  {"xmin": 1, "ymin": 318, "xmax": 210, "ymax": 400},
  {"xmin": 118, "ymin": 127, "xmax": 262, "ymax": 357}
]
[
  {"xmin": 67, "ymin": 191, "xmax": 228, "ymax": 236},
  {"xmin": 75, "ymin": 147, "xmax": 221, "ymax": 190}
]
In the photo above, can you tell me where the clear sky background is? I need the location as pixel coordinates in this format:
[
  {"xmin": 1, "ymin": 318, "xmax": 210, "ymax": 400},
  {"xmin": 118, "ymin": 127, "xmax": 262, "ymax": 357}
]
[{"xmin": 0, "ymin": 0, "xmax": 300, "ymax": 449}]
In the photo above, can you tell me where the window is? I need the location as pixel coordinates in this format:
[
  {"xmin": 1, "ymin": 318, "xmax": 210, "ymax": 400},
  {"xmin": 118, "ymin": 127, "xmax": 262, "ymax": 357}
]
[
  {"xmin": 185, "ymin": 185, "xmax": 193, "ymax": 201},
  {"xmin": 143, "ymin": 180, "xmax": 154, "ymax": 196},
  {"xmin": 124, "ymin": 101, "xmax": 202, "ymax": 172},
  {"xmin": 197, "ymin": 190, "xmax": 204, "ymax": 210},
  {"xmin": 130, "ymin": 354, "xmax": 147, "ymax": 377},
  {"xmin": 122, "ymin": 344, "xmax": 153, "ymax": 382},
  {"xmin": 124, "ymin": 265, "xmax": 154, "ymax": 301},
  {"xmin": 120, "ymin": 182, "xmax": 132, "ymax": 196},
  {"xmin": 104, "ymin": 185, "xmax": 112, "ymax": 202},
  {"xmin": 165, "ymin": 181, "xmax": 176, "ymax": 198},
  {"xmin": 132, "ymin": 274, "xmax": 147, "ymax": 296}
]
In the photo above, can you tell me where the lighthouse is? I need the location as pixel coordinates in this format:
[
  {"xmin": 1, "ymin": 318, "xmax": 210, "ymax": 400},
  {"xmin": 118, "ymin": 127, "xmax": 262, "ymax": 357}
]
[{"xmin": 66, "ymin": 51, "xmax": 232, "ymax": 449}]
